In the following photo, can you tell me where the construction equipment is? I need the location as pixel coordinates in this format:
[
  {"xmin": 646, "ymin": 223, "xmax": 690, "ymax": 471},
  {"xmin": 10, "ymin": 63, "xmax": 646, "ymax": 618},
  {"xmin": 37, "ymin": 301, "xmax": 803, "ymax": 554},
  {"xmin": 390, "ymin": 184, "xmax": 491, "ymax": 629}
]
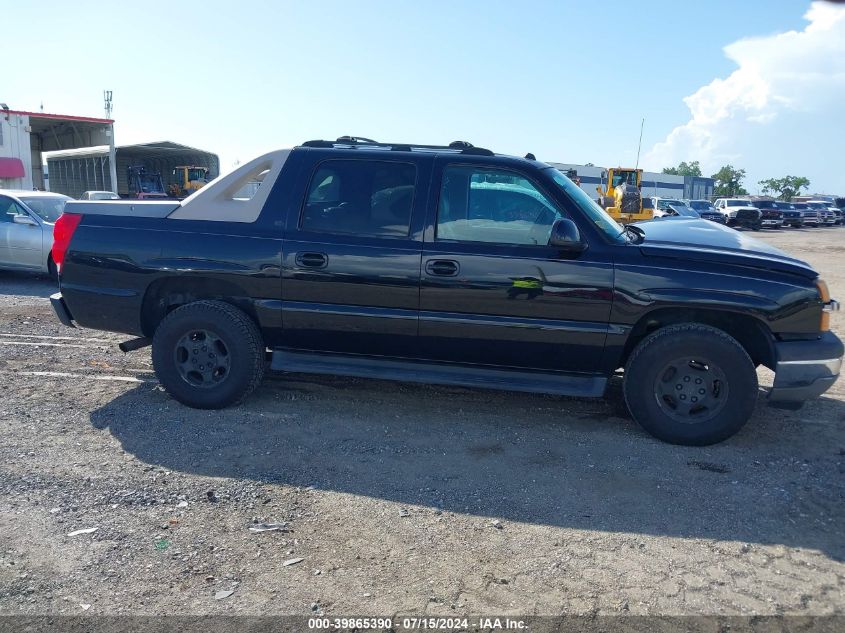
[
  {"xmin": 127, "ymin": 165, "xmax": 168, "ymax": 200},
  {"xmin": 596, "ymin": 167, "xmax": 653, "ymax": 223},
  {"xmin": 169, "ymin": 165, "xmax": 210, "ymax": 198}
]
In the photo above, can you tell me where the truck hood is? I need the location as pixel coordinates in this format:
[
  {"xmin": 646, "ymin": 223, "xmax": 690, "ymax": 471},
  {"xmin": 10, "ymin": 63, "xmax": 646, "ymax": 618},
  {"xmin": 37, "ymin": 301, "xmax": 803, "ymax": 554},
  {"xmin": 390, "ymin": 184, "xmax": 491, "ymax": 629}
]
[{"xmin": 632, "ymin": 218, "xmax": 817, "ymax": 279}]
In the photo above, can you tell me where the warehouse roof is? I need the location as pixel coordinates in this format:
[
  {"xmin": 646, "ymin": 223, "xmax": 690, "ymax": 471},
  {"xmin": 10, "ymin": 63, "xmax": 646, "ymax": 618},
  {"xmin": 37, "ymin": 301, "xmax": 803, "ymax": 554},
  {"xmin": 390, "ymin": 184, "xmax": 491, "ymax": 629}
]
[
  {"xmin": 2, "ymin": 109, "xmax": 114, "ymax": 152},
  {"xmin": 2, "ymin": 109, "xmax": 113, "ymax": 125},
  {"xmin": 46, "ymin": 141, "xmax": 212, "ymax": 159}
]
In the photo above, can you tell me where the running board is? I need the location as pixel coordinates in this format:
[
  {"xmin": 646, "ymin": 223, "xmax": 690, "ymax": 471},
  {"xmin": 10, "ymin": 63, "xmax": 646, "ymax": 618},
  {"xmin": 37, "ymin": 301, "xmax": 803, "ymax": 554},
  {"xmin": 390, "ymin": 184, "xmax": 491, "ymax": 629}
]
[{"xmin": 270, "ymin": 350, "xmax": 607, "ymax": 397}]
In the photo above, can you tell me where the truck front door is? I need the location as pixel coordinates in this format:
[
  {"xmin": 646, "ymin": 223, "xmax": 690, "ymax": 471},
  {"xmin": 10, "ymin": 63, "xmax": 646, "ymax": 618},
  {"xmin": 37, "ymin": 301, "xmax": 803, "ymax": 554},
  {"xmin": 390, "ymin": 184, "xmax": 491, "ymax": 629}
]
[{"xmin": 418, "ymin": 161, "xmax": 615, "ymax": 373}]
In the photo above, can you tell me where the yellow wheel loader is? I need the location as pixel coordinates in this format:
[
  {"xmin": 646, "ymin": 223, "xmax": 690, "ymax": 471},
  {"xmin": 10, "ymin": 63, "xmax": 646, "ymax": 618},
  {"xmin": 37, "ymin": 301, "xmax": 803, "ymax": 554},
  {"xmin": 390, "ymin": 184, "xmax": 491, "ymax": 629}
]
[
  {"xmin": 170, "ymin": 166, "xmax": 210, "ymax": 198},
  {"xmin": 596, "ymin": 167, "xmax": 653, "ymax": 224}
]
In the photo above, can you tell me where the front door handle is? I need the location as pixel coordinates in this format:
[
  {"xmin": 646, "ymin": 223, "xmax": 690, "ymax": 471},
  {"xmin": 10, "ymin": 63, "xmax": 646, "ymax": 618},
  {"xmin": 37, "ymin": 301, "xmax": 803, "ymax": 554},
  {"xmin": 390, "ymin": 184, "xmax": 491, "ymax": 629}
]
[
  {"xmin": 425, "ymin": 259, "xmax": 459, "ymax": 276},
  {"xmin": 295, "ymin": 252, "xmax": 328, "ymax": 268}
]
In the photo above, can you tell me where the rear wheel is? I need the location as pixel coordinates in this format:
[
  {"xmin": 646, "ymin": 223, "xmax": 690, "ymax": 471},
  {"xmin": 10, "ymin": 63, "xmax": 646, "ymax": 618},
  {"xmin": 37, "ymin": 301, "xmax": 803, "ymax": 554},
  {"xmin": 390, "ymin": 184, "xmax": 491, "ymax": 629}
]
[
  {"xmin": 623, "ymin": 323, "xmax": 758, "ymax": 445},
  {"xmin": 152, "ymin": 300, "xmax": 266, "ymax": 409}
]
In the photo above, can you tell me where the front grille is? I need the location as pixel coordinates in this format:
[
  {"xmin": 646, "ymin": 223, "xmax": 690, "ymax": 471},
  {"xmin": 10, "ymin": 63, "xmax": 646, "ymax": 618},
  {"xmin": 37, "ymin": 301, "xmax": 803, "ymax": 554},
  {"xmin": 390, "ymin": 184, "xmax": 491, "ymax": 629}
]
[{"xmin": 735, "ymin": 209, "xmax": 760, "ymax": 221}]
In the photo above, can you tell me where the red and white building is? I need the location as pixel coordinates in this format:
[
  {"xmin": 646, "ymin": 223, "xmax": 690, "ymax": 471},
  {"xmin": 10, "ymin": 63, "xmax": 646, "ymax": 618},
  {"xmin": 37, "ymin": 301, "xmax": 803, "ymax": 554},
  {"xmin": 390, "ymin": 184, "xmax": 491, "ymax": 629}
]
[{"xmin": 0, "ymin": 107, "xmax": 115, "ymax": 191}]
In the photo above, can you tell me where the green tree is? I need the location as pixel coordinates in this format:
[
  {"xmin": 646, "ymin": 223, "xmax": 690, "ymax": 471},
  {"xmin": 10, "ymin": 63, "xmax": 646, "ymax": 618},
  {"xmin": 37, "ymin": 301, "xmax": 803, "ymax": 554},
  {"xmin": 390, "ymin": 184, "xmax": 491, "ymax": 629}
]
[
  {"xmin": 711, "ymin": 165, "xmax": 748, "ymax": 197},
  {"xmin": 758, "ymin": 176, "xmax": 810, "ymax": 201},
  {"xmin": 662, "ymin": 160, "xmax": 702, "ymax": 177}
]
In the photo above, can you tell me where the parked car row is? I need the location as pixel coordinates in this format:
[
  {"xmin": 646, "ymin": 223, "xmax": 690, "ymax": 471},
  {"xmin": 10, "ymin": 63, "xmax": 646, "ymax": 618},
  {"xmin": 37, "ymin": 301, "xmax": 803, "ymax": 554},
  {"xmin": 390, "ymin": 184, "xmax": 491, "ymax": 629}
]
[{"xmin": 649, "ymin": 196, "xmax": 843, "ymax": 230}]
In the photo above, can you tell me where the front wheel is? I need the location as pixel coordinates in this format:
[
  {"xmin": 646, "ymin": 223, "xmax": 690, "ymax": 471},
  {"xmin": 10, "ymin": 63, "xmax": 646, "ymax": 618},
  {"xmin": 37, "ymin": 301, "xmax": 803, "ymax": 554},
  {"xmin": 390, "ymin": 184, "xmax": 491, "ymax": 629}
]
[
  {"xmin": 623, "ymin": 323, "xmax": 758, "ymax": 445},
  {"xmin": 152, "ymin": 300, "xmax": 266, "ymax": 409}
]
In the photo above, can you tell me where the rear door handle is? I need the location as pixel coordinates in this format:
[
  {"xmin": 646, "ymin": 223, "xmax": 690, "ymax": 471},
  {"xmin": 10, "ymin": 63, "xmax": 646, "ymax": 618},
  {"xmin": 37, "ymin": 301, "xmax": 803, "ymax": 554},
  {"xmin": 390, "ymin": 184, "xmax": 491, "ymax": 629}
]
[
  {"xmin": 425, "ymin": 259, "xmax": 459, "ymax": 276},
  {"xmin": 295, "ymin": 252, "xmax": 328, "ymax": 268}
]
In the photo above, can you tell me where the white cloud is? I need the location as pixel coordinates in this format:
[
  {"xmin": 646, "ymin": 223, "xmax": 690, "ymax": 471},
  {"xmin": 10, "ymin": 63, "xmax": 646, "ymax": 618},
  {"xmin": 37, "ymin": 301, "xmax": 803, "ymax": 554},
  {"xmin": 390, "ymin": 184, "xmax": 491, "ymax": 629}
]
[{"xmin": 643, "ymin": 2, "xmax": 845, "ymax": 191}]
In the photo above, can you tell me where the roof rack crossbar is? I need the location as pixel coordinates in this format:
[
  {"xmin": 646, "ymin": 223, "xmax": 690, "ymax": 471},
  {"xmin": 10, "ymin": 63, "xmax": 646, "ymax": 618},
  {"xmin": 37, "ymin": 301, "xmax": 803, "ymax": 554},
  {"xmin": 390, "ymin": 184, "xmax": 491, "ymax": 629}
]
[{"xmin": 301, "ymin": 139, "xmax": 494, "ymax": 156}]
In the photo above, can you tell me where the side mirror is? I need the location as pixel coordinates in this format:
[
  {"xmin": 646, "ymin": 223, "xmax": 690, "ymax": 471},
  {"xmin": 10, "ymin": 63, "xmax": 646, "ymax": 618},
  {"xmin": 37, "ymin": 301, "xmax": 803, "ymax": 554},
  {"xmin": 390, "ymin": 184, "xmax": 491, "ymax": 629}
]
[
  {"xmin": 548, "ymin": 218, "xmax": 587, "ymax": 253},
  {"xmin": 13, "ymin": 214, "xmax": 37, "ymax": 226}
]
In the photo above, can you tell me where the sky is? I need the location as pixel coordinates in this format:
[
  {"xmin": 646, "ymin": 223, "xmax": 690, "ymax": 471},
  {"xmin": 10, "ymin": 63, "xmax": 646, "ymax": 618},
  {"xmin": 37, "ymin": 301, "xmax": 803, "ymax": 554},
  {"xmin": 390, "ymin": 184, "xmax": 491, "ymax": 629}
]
[{"xmin": 2, "ymin": 0, "xmax": 843, "ymax": 193}]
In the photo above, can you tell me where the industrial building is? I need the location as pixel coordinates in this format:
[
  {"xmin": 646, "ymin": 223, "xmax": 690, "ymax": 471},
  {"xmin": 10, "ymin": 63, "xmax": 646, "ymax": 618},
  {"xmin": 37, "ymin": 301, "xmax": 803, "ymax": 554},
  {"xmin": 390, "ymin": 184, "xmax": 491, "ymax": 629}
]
[
  {"xmin": 550, "ymin": 162, "xmax": 715, "ymax": 201},
  {"xmin": 1, "ymin": 105, "xmax": 218, "ymax": 199},
  {"xmin": 0, "ymin": 107, "xmax": 115, "ymax": 191},
  {"xmin": 47, "ymin": 142, "xmax": 220, "ymax": 199}
]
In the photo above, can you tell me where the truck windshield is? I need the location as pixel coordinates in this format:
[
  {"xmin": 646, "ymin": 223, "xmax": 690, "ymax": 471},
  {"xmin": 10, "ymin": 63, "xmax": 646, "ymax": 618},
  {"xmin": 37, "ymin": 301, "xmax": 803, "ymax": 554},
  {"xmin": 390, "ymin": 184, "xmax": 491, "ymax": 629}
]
[
  {"xmin": 668, "ymin": 204, "xmax": 698, "ymax": 217},
  {"xmin": 611, "ymin": 171, "xmax": 637, "ymax": 188},
  {"xmin": 19, "ymin": 196, "xmax": 69, "ymax": 223},
  {"xmin": 688, "ymin": 201, "xmax": 712, "ymax": 210},
  {"xmin": 752, "ymin": 200, "xmax": 777, "ymax": 209},
  {"xmin": 657, "ymin": 199, "xmax": 681, "ymax": 210},
  {"xmin": 545, "ymin": 167, "xmax": 625, "ymax": 243}
]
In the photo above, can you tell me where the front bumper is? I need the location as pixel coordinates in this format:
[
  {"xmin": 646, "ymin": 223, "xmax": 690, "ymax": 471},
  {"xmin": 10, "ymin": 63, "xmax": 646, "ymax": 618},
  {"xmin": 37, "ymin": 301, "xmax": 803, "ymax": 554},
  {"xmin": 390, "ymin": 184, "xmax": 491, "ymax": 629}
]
[
  {"xmin": 50, "ymin": 292, "xmax": 76, "ymax": 328},
  {"xmin": 769, "ymin": 330, "xmax": 843, "ymax": 402}
]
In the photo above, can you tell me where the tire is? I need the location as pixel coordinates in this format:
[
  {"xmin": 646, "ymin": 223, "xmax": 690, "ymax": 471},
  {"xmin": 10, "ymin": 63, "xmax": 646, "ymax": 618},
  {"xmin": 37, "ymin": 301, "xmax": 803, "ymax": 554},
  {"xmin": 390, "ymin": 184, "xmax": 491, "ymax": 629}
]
[
  {"xmin": 152, "ymin": 300, "xmax": 266, "ymax": 409},
  {"xmin": 623, "ymin": 323, "xmax": 758, "ymax": 446}
]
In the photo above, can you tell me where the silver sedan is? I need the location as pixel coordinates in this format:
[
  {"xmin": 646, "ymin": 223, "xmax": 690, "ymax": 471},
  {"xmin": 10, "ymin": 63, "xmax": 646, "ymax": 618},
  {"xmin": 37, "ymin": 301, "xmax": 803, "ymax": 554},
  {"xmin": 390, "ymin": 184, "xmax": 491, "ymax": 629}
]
[{"xmin": 0, "ymin": 190, "xmax": 71, "ymax": 276}]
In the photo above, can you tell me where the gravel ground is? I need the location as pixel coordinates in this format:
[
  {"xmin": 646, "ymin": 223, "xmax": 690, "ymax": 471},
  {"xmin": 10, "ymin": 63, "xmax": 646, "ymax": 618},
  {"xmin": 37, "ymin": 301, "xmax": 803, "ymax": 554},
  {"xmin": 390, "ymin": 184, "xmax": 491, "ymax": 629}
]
[{"xmin": 0, "ymin": 226, "xmax": 843, "ymax": 618}]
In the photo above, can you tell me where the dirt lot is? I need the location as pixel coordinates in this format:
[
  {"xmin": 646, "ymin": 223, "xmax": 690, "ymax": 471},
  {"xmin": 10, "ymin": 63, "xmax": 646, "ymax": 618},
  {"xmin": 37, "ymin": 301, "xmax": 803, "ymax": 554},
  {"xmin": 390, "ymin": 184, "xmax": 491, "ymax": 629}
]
[{"xmin": 0, "ymin": 226, "xmax": 843, "ymax": 619}]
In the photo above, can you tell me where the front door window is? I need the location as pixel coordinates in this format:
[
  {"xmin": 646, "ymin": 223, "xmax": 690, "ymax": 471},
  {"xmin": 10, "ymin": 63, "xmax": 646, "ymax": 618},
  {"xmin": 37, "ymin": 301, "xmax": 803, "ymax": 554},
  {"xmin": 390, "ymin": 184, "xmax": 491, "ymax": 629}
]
[{"xmin": 436, "ymin": 166, "xmax": 563, "ymax": 246}]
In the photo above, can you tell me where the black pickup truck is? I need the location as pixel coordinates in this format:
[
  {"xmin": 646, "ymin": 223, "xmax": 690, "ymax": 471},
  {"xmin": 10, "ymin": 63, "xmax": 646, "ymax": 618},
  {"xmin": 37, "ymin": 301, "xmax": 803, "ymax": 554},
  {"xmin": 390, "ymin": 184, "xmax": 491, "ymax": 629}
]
[{"xmin": 50, "ymin": 139, "xmax": 843, "ymax": 446}]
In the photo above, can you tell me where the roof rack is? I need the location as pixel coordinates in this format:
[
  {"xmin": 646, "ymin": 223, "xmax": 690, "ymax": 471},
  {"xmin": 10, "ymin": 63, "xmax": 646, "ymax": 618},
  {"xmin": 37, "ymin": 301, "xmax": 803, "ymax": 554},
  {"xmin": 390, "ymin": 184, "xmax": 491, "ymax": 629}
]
[{"xmin": 301, "ymin": 137, "xmax": 495, "ymax": 157}]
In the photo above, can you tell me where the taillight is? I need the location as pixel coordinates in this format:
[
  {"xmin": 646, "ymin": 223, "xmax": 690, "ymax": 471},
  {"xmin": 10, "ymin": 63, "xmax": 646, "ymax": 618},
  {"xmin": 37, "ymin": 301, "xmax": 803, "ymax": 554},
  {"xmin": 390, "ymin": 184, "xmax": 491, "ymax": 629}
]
[{"xmin": 52, "ymin": 213, "xmax": 83, "ymax": 274}]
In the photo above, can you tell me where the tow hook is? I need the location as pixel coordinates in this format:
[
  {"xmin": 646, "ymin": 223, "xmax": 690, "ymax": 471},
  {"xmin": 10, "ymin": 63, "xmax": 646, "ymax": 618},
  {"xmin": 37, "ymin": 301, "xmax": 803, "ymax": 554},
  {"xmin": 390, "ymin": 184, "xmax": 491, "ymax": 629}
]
[{"xmin": 119, "ymin": 337, "xmax": 152, "ymax": 353}]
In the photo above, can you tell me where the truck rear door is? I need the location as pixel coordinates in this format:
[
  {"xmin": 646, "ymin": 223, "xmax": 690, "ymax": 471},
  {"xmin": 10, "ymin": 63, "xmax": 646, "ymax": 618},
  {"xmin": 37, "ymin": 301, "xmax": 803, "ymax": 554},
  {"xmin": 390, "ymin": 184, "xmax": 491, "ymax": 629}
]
[{"xmin": 280, "ymin": 151, "xmax": 432, "ymax": 357}]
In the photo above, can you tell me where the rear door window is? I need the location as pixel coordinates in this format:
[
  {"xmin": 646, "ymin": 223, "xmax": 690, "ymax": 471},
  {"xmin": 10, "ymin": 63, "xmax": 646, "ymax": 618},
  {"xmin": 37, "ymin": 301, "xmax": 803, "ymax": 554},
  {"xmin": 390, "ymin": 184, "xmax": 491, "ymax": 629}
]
[{"xmin": 301, "ymin": 160, "xmax": 416, "ymax": 238}]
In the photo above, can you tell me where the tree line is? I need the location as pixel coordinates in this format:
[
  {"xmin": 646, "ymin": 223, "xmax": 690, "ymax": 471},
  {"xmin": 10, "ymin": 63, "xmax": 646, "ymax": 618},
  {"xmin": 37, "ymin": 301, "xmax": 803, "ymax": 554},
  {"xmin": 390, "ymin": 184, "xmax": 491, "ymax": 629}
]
[{"xmin": 661, "ymin": 161, "xmax": 811, "ymax": 201}]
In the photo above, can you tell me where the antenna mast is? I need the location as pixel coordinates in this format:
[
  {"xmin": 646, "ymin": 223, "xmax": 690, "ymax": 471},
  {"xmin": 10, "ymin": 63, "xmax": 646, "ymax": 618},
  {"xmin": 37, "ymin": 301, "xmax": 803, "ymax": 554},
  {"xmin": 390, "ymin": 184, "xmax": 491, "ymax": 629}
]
[
  {"xmin": 635, "ymin": 118, "xmax": 645, "ymax": 169},
  {"xmin": 104, "ymin": 90, "xmax": 113, "ymax": 119}
]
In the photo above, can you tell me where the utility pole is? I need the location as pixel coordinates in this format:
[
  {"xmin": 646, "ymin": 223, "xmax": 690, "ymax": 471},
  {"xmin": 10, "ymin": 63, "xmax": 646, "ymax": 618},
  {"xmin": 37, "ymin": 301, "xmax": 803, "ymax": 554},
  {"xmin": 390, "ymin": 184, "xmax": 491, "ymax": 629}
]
[{"xmin": 104, "ymin": 91, "xmax": 118, "ymax": 194}]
